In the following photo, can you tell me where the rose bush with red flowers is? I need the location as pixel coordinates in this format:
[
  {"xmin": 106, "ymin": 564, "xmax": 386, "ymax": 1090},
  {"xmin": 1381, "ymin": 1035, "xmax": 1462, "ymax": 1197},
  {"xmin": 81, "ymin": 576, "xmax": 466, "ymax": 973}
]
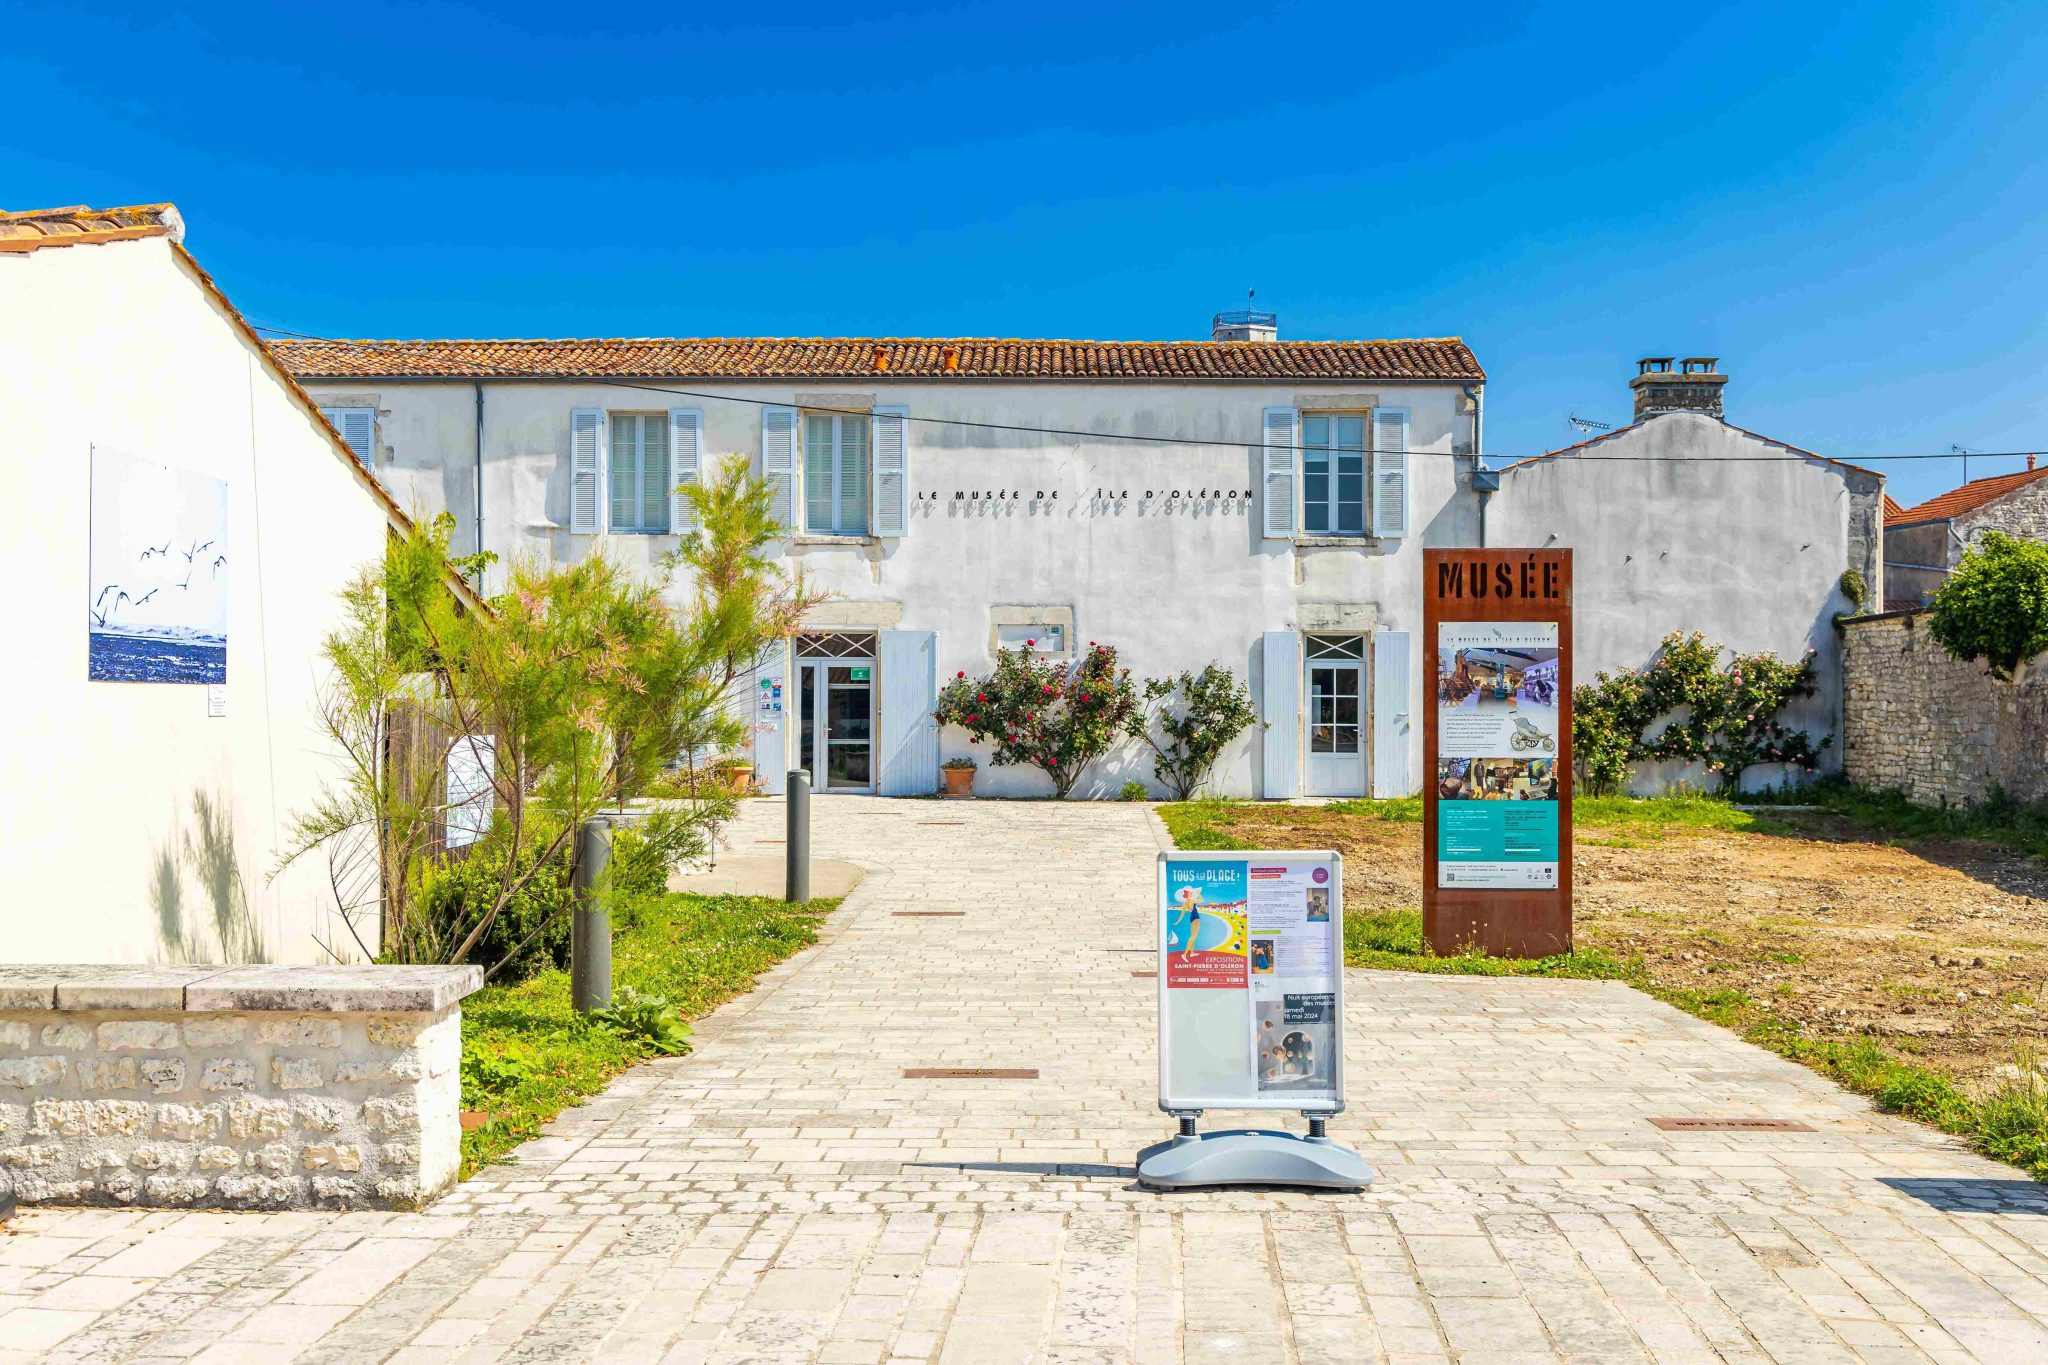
[{"xmin": 934, "ymin": 642, "xmax": 1139, "ymax": 798}]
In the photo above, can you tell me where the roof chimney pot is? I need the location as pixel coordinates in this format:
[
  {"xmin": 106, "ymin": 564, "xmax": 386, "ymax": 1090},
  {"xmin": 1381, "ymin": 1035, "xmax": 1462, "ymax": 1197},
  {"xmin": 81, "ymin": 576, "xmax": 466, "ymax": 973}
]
[{"xmin": 1631, "ymin": 354, "xmax": 1726, "ymax": 421}]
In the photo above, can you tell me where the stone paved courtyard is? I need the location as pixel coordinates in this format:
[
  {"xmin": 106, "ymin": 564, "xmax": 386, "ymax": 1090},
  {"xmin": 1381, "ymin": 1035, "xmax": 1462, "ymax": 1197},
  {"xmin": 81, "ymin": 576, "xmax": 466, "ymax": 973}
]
[{"xmin": 8, "ymin": 798, "xmax": 2048, "ymax": 1363}]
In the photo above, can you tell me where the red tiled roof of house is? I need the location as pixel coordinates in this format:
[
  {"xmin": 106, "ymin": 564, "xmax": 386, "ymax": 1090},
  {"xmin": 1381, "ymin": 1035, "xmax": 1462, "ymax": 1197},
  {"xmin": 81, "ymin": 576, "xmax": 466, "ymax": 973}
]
[
  {"xmin": 272, "ymin": 335, "xmax": 1486, "ymax": 383},
  {"xmin": 1887, "ymin": 465, "xmax": 2048, "ymax": 527},
  {"xmin": 1883, "ymin": 493, "xmax": 1907, "ymax": 524},
  {"xmin": 0, "ymin": 203, "xmax": 183, "ymax": 252}
]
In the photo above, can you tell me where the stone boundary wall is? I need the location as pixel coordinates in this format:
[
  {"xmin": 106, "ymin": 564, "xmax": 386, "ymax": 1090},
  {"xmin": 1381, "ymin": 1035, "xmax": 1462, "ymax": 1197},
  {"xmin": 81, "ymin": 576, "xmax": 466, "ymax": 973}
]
[
  {"xmin": 1841, "ymin": 611, "xmax": 2048, "ymax": 806},
  {"xmin": 0, "ymin": 964, "xmax": 479, "ymax": 1211}
]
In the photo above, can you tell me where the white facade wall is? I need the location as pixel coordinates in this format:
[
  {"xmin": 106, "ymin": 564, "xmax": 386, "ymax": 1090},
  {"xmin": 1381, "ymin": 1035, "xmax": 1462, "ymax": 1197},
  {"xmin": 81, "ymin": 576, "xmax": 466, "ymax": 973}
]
[
  {"xmin": 302, "ymin": 375, "xmax": 1481, "ymax": 798},
  {"xmin": 0, "ymin": 238, "xmax": 393, "ymax": 963},
  {"xmin": 1487, "ymin": 412, "xmax": 1881, "ymax": 792}
]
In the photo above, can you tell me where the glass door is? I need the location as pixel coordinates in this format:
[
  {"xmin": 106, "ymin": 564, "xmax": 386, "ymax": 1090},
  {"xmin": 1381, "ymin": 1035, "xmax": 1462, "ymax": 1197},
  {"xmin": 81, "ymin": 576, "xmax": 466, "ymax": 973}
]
[
  {"xmin": 795, "ymin": 634, "xmax": 876, "ymax": 792},
  {"xmin": 1304, "ymin": 635, "xmax": 1367, "ymax": 796}
]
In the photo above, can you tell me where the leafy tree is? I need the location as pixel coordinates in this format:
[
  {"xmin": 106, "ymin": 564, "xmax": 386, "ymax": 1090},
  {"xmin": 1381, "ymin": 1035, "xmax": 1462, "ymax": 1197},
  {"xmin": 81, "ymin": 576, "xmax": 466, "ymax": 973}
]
[
  {"xmin": 935, "ymin": 642, "xmax": 1139, "ymax": 798},
  {"xmin": 285, "ymin": 457, "xmax": 802, "ymax": 976},
  {"xmin": 1930, "ymin": 531, "xmax": 2048, "ymax": 679},
  {"xmin": 1129, "ymin": 664, "xmax": 1257, "ymax": 799}
]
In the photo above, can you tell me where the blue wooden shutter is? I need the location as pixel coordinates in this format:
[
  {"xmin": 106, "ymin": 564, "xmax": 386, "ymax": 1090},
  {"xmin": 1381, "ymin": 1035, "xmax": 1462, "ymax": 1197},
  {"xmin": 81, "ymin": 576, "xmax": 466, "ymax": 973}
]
[
  {"xmin": 877, "ymin": 630, "xmax": 938, "ymax": 795},
  {"xmin": 1372, "ymin": 408, "xmax": 1410, "ymax": 539},
  {"xmin": 1372, "ymin": 631, "xmax": 1413, "ymax": 797},
  {"xmin": 1261, "ymin": 629, "xmax": 1300, "ymax": 798},
  {"xmin": 762, "ymin": 407, "xmax": 797, "ymax": 530},
  {"xmin": 670, "ymin": 408, "xmax": 703, "ymax": 534},
  {"xmin": 569, "ymin": 408, "xmax": 602, "ymax": 534},
  {"xmin": 872, "ymin": 405, "xmax": 908, "ymax": 537},
  {"xmin": 1262, "ymin": 407, "xmax": 1297, "ymax": 538}
]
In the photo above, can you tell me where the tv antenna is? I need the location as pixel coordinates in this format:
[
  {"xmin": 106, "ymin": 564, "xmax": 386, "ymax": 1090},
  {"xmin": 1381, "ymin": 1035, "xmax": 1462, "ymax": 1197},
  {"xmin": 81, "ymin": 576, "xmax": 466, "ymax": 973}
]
[
  {"xmin": 1952, "ymin": 444, "xmax": 1975, "ymax": 483},
  {"xmin": 1567, "ymin": 414, "xmax": 1612, "ymax": 436}
]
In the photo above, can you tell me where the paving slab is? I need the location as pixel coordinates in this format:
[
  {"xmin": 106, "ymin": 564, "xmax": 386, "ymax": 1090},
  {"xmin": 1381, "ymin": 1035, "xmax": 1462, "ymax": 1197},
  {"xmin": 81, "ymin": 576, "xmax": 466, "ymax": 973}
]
[{"xmin": 11, "ymin": 796, "xmax": 2048, "ymax": 1361}]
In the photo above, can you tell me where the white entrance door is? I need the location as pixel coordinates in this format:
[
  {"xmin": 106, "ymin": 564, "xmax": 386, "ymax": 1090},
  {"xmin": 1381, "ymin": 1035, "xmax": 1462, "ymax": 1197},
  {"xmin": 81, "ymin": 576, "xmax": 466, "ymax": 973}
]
[
  {"xmin": 796, "ymin": 633, "xmax": 876, "ymax": 793},
  {"xmin": 1304, "ymin": 635, "xmax": 1367, "ymax": 797}
]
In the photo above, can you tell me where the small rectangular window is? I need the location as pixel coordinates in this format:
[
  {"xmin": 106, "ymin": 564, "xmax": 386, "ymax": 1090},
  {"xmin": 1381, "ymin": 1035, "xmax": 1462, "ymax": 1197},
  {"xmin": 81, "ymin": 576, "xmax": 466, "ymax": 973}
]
[
  {"xmin": 320, "ymin": 407, "xmax": 376, "ymax": 468},
  {"xmin": 996, "ymin": 624, "xmax": 1066, "ymax": 653},
  {"xmin": 608, "ymin": 413, "xmax": 671, "ymax": 534}
]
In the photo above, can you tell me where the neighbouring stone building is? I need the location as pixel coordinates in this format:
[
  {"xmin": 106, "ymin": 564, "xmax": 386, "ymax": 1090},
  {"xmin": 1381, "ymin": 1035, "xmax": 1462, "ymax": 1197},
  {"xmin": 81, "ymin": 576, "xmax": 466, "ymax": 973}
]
[
  {"xmin": 1487, "ymin": 359, "xmax": 1886, "ymax": 792},
  {"xmin": 1883, "ymin": 460, "xmax": 2048, "ymax": 610},
  {"xmin": 1841, "ymin": 611, "xmax": 2048, "ymax": 806}
]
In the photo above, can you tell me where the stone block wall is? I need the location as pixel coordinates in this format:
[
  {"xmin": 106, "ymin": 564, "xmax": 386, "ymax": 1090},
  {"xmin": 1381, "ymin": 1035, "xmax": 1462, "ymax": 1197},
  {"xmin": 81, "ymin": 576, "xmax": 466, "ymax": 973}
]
[
  {"xmin": 0, "ymin": 965, "xmax": 477, "ymax": 1210},
  {"xmin": 1841, "ymin": 611, "xmax": 2048, "ymax": 806}
]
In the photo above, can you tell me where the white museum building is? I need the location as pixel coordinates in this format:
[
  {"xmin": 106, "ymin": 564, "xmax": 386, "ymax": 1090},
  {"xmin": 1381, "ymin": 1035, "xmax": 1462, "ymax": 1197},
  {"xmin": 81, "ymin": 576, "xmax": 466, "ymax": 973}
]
[
  {"xmin": 283, "ymin": 317, "xmax": 1485, "ymax": 799},
  {"xmin": 0, "ymin": 203, "xmax": 463, "ymax": 963}
]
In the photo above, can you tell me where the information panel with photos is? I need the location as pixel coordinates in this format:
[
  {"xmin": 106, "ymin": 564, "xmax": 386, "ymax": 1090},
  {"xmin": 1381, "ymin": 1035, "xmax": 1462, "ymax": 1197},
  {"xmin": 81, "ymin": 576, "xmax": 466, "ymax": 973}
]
[{"xmin": 1156, "ymin": 850, "xmax": 1344, "ymax": 1113}]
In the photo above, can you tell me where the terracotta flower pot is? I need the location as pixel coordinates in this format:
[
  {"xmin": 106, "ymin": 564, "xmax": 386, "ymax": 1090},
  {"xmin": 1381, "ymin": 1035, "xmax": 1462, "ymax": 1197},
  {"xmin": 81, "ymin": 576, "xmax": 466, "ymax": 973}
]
[{"xmin": 942, "ymin": 766, "xmax": 976, "ymax": 798}]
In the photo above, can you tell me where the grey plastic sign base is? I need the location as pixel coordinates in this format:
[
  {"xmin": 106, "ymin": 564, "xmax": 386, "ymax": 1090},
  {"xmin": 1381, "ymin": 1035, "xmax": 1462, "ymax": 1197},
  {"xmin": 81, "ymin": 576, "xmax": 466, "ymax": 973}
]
[{"xmin": 1135, "ymin": 1129, "xmax": 1374, "ymax": 1192}]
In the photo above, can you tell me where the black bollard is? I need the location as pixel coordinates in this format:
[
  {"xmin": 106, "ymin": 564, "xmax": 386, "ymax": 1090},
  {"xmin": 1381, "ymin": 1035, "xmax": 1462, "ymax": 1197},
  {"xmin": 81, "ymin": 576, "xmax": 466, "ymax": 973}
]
[
  {"xmin": 786, "ymin": 769, "xmax": 811, "ymax": 904},
  {"xmin": 571, "ymin": 816, "xmax": 613, "ymax": 1013}
]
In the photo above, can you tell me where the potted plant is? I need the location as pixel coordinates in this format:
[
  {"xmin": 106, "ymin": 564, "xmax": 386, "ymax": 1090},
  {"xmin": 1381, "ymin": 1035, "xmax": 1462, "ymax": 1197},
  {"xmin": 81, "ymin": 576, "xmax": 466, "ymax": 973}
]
[
  {"xmin": 709, "ymin": 754, "xmax": 755, "ymax": 797},
  {"xmin": 941, "ymin": 756, "xmax": 977, "ymax": 798}
]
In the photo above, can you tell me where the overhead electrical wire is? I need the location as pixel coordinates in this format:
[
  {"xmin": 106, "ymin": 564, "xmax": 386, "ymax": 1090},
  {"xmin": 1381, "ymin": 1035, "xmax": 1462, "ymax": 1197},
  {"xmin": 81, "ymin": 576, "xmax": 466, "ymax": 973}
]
[{"xmin": 249, "ymin": 323, "xmax": 2043, "ymax": 469}]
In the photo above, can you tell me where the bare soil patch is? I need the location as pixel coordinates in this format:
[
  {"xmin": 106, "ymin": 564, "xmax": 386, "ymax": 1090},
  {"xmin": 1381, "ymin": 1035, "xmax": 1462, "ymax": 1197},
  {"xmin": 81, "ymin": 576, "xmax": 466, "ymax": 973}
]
[{"xmin": 1195, "ymin": 803, "xmax": 2048, "ymax": 1090}]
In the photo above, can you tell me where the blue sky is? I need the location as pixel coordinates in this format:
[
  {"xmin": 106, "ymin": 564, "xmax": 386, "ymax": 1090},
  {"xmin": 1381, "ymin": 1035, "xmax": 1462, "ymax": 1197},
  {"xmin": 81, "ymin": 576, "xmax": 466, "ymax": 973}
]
[{"xmin": 7, "ymin": 1, "xmax": 2046, "ymax": 507}]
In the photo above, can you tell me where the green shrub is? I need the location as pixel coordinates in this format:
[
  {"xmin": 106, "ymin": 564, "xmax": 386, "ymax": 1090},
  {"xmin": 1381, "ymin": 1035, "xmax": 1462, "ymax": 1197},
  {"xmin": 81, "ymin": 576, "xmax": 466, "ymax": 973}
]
[
  {"xmin": 1930, "ymin": 531, "xmax": 2048, "ymax": 678},
  {"xmin": 936, "ymin": 643, "xmax": 1141, "ymax": 798},
  {"xmin": 1129, "ymin": 664, "xmax": 1257, "ymax": 800},
  {"xmin": 1118, "ymin": 780, "xmax": 1150, "ymax": 802},
  {"xmin": 413, "ymin": 825, "xmax": 574, "ymax": 981},
  {"xmin": 588, "ymin": 985, "xmax": 694, "ymax": 1055},
  {"xmin": 1838, "ymin": 568, "xmax": 1869, "ymax": 612}
]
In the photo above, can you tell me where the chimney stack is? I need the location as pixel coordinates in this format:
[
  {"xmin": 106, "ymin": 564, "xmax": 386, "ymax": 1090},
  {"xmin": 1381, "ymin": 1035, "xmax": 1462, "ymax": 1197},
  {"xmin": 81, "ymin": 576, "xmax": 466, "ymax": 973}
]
[
  {"xmin": 1630, "ymin": 356, "xmax": 1726, "ymax": 421},
  {"xmin": 1212, "ymin": 309, "xmax": 1278, "ymax": 342}
]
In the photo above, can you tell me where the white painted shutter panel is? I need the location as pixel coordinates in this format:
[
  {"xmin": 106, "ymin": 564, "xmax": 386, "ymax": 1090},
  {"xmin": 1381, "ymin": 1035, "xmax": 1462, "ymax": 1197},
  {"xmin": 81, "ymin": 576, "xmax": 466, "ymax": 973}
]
[
  {"xmin": 1262, "ymin": 407, "xmax": 1298, "ymax": 538},
  {"xmin": 1372, "ymin": 408, "xmax": 1410, "ymax": 539},
  {"xmin": 872, "ymin": 405, "xmax": 908, "ymax": 537},
  {"xmin": 569, "ymin": 408, "xmax": 603, "ymax": 534},
  {"xmin": 1372, "ymin": 631, "xmax": 1413, "ymax": 797},
  {"xmin": 878, "ymin": 630, "xmax": 938, "ymax": 795},
  {"xmin": 762, "ymin": 407, "xmax": 797, "ymax": 531},
  {"xmin": 322, "ymin": 408, "xmax": 375, "ymax": 467},
  {"xmin": 1261, "ymin": 629, "xmax": 1300, "ymax": 799},
  {"xmin": 669, "ymin": 408, "xmax": 703, "ymax": 534}
]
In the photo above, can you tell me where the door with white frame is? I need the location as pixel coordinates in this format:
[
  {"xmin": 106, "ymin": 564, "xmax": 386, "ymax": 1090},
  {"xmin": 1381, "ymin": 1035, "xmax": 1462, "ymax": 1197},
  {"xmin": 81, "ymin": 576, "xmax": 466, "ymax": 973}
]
[
  {"xmin": 796, "ymin": 632, "xmax": 877, "ymax": 793},
  {"xmin": 1303, "ymin": 634, "xmax": 1367, "ymax": 797}
]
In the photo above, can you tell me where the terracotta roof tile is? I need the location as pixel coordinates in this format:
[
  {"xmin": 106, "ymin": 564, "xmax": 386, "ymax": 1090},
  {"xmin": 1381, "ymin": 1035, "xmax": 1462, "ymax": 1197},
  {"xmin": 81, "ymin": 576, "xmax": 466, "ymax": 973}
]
[
  {"xmin": 272, "ymin": 335, "xmax": 1485, "ymax": 383},
  {"xmin": 1883, "ymin": 493, "xmax": 1907, "ymax": 524},
  {"xmin": 1888, "ymin": 465, "xmax": 2048, "ymax": 526},
  {"xmin": 0, "ymin": 203, "xmax": 183, "ymax": 252}
]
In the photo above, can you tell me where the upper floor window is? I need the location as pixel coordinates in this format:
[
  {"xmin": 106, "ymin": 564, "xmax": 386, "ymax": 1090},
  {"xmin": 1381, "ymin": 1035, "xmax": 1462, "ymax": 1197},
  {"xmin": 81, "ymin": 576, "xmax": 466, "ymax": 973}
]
[
  {"xmin": 1301, "ymin": 413, "xmax": 1367, "ymax": 536},
  {"xmin": 320, "ymin": 407, "xmax": 376, "ymax": 469},
  {"xmin": 609, "ymin": 413, "xmax": 671, "ymax": 534},
  {"xmin": 804, "ymin": 413, "xmax": 871, "ymax": 535}
]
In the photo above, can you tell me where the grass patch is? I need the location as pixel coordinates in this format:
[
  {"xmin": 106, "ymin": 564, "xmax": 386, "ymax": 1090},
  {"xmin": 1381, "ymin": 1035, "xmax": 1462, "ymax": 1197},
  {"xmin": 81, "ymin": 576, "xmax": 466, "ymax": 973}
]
[
  {"xmin": 1576, "ymin": 793, "xmax": 1784, "ymax": 836},
  {"xmin": 1154, "ymin": 799, "xmax": 1256, "ymax": 850},
  {"xmin": 458, "ymin": 889, "xmax": 838, "ymax": 1177},
  {"xmin": 1334, "ymin": 907, "xmax": 2048, "ymax": 1181},
  {"xmin": 1344, "ymin": 909, "xmax": 1639, "ymax": 981},
  {"xmin": 1324, "ymin": 796, "xmax": 1424, "ymax": 823},
  {"xmin": 1774, "ymin": 776, "xmax": 2048, "ymax": 859}
]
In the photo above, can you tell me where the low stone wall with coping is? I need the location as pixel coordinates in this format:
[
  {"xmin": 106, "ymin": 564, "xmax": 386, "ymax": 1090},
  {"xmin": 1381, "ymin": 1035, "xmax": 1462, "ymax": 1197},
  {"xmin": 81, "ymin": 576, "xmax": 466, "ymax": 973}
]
[{"xmin": 0, "ymin": 964, "xmax": 480, "ymax": 1210}]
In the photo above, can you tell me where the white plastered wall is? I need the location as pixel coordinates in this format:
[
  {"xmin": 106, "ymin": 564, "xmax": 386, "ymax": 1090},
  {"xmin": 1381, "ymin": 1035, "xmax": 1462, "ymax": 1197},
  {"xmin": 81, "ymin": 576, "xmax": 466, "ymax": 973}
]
[
  {"xmin": 302, "ymin": 374, "xmax": 1479, "ymax": 797},
  {"xmin": 0, "ymin": 238, "xmax": 392, "ymax": 962}
]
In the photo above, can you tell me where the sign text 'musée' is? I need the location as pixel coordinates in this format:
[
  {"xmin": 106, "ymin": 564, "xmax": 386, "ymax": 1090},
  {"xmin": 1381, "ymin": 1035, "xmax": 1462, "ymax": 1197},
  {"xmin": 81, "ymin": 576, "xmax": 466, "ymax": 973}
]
[{"xmin": 1433, "ymin": 554, "xmax": 1564, "ymax": 603}]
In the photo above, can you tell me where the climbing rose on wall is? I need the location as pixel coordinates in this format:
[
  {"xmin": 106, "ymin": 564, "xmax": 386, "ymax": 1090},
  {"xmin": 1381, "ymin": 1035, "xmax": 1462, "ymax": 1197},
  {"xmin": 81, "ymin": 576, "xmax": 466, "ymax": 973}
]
[{"xmin": 935, "ymin": 643, "xmax": 1139, "ymax": 798}]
